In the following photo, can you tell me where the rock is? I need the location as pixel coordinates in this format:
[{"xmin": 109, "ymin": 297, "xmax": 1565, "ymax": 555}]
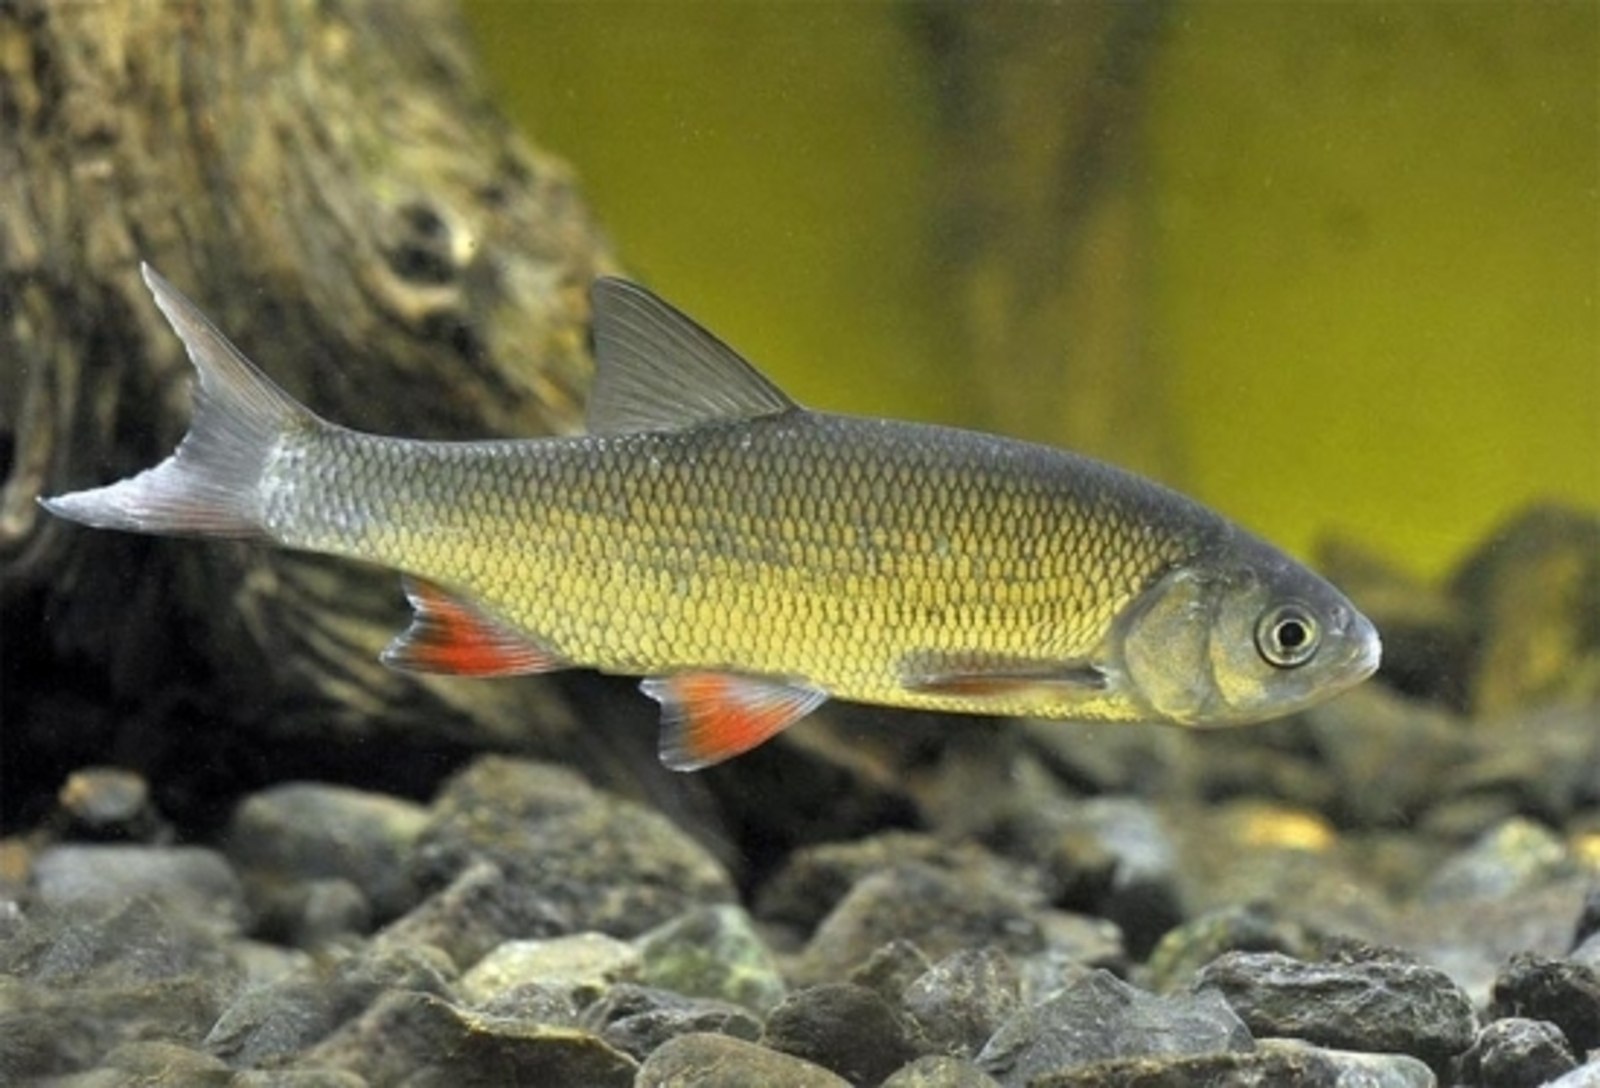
[
  {"xmin": 1487, "ymin": 953, "xmax": 1600, "ymax": 1056},
  {"xmin": 764, "ymin": 982, "xmax": 922, "ymax": 1087},
  {"xmin": 1458, "ymin": 1017, "xmax": 1577, "ymax": 1088},
  {"xmin": 231, "ymin": 1071, "xmax": 370, "ymax": 1087},
  {"xmin": 902, "ymin": 947, "xmax": 1020, "ymax": 1058},
  {"xmin": 1026, "ymin": 1037, "xmax": 1436, "ymax": 1087},
  {"xmin": 882, "ymin": 1055, "xmax": 1004, "ymax": 1088},
  {"xmin": 251, "ymin": 877, "xmax": 373, "ymax": 949},
  {"xmin": 304, "ymin": 989, "xmax": 636, "ymax": 1087},
  {"xmin": 581, "ymin": 983, "xmax": 762, "ymax": 1061},
  {"xmin": 976, "ymin": 969, "xmax": 1251, "ymax": 1086},
  {"xmin": 205, "ymin": 943, "xmax": 456, "ymax": 1067},
  {"xmin": 70, "ymin": 1040, "xmax": 232, "ymax": 1079},
  {"xmin": 459, "ymin": 932, "xmax": 641, "ymax": 1007},
  {"xmin": 848, "ymin": 938, "xmax": 935, "ymax": 1003},
  {"xmin": 1437, "ymin": 704, "xmax": 1600, "ymax": 828},
  {"xmin": 1548, "ymin": 1057, "xmax": 1600, "ymax": 1088},
  {"xmin": 412, "ymin": 756, "xmax": 736, "ymax": 936},
  {"xmin": 756, "ymin": 832, "xmax": 1046, "ymax": 934},
  {"xmin": 1451, "ymin": 504, "xmax": 1600, "ymax": 716},
  {"xmin": 474, "ymin": 981, "xmax": 582, "ymax": 1025},
  {"xmin": 372, "ymin": 858, "xmax": 570, "ymax": 969},
  {"xmin": 1142, "ymin": 903, "xmax": 1320, "ymax": 994},
  {"xmin": 31, "ymin": 844, "xmax": 249, "ymax": 934},
  {"xmin": 1194, "ymin": 947, "xmax": 1476, "ymax": 1072},
  {"xmin": 55, "ymin": 767, "xmax": 167, "ymax": 842},
  {"xmin": 227, "ymin": 782, "xmax": 430, "ymax": 922},
  {"xmin": 0, "ymin": 898, "xmax": 242, "ymax": 1078},
  {"xmin": 636, "ymin": 903, "xmax": 788, "ymax": 1014},
  {"xmin": 1420, "ymin": 817, "xmax": 1572, "ymax": 905},
  {"xmin": 636, "ymin": 1031, "xmax": 852, "ymax": 1087},
  {"xmin": 1011, "ymin": 796, "xmax": 1183, "ymax": 960},
  {"xmin": 797, "ymin": 861, "xmax": 1119, "ymax": 987}
]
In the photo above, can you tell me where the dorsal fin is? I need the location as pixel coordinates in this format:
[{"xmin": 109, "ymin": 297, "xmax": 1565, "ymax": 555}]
[{"xmin": 587, "ymin": 278, "xmax": 798, "ymax": 436}]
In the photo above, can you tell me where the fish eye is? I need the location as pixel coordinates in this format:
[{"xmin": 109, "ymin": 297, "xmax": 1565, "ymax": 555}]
[{"xmin": 1255, "ymin": 603, "xmax": 1320, "ymax": 668}]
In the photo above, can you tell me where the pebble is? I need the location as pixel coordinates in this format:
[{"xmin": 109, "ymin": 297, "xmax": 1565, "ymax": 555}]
[
  {"xmin": 901, "ymin": 946, "xmax": 1020, "ymax": 1058},
  {"xmin": 303, "ymin": 989, "xmax": 637, "ymax": 1086},
  {"xmin": 976, "ymin": 969, "xmax": 1251, "ymax": 1086},
  {"xmin": 848, "ymin": 937, "xmax": 935, "ymax": 1002},
  {"xmin": 459, "ymin": 931, "xmax": 641, "ymax": 1007},
  {"xmin": 1195, "ymin": 946, "xmax": 1476, "ymax": 1072},
  {"xmin": 1025, "ymin": 1039, "xmax": 1436, "ymax": 1087},
  {"xmin": 581, "ymin": 983, "xmax": 763, "ymax": 1060},
  {"xmin": 31, "ymin": 843, "xmax": 250, "ymax": 934},
  {"xmin": 1487, "ymin": 952, "xmax": 1600, "ymax": 1056},
  {"xmin": 1141, "ymin": 902, "xmax": 1320, "ymax": 993},
  {"xmin": 764, "ymin": 982, "xmax": 923, "ymax": 1086},
  {"xmin": 1458, "ymin": 1017, "xmax": 1577, "ymax": 1088},
  {"xmin": 636, "ymin": 903, "xmax": 788, "ymax": 1013},
  {"xmin": 370, "ymin": 858, "xmax": 570, "ymax": 969},
  {"xmin": 636, "ymin": 1031, "xmax": 852, "ymax": 1087},
  {"xmin": 882, "ymin": 1056, "xmax": 1004, "ymax": 1088},
  {"xmin": 1421, "ymin": 816, "xmax": 1574, "ymax": 904},
  {"xmin": 411, "ymin": 756, "xmax": 736, "ymax": 936},
  {"xmin": 228, "ymin": 782, "xmax": 429, "ymax": 921},
  {"xmin": 56, "ymin": 767, "xmax": 166, "ymax": 841}
]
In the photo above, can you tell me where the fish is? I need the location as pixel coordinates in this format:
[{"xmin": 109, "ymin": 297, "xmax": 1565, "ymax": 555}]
[{"xmin": 42, "ymin": 264, "xmax": 1382, "ymax": 771}]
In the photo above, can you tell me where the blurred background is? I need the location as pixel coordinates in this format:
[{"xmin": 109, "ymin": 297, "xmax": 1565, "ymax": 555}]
[{"xmin": 465, "ymin": 0, "xmax": 1598, "ymax": 581}]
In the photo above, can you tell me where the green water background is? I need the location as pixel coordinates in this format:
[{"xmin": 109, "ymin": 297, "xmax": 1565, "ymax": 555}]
[{"xmin": 463, "ymin": 1, "xmax": 1598, "ymax": 581}]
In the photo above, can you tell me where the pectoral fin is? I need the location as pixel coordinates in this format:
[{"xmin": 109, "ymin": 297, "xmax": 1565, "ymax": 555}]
[
  {"xmin": 900, "ymin": 652, "xmax": 1108, "ymax": 698},
  {"xmin": 382, "ymin": 577, "xmax": 568, "ymax": 677},
  {"xmin": 642, "ymin": 672, "xmax": 828, "ymax": 772}
]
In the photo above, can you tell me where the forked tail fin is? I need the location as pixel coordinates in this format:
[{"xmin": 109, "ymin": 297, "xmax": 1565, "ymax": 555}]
[{"xmin": 41, "ymin": 264, "xmax": 319, "ymax": 538}]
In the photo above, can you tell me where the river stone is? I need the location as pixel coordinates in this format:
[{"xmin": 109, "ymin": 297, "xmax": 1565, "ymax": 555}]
[
  {"xmin": 1026, "ymin": 1037, "xmax": 1436, "ymax": 1087},
  {"xmin": 1142, "ymin": 902, "xmax": 1320, "ymax": 994},
  {"xmin": 31, "ymin": 844, "xmax": 249, "ymax": 934},
  {"xmin": 902, "ymin": 946, "xmax": 1020, "ymax": 1058},
  {"xmin": 849, "ymin": 938, "xmax": 935, "ymax": 1002},
  {"xmin": 882, "ymin": 1055, "xmax": 1004, "ymax": 1088},
  {"xmin": 1488, "ymin": 953, "xmax": 1600, "ymax": 1056},
  {"xmin": 636, "ymin": 1031, "xmax": 852, "ymax": 1087},
  {"xmin": 581, "ymin": 983, "xmax": 762, "ymax": 1060},
  {"xmin": 459, "ymin": 932, "xmax": 641, "ymax": 1007},
  {"xmin": 636, "ymin": 903, "xmax": 788, "ymax": 1013},
  {"xmin": 1459, "ymin": 1017, "xmax": 1577, "ymax": 1088},
  {"xmin": 412, "ymin": 756, "xmax": 736, "ymax": 936},
  {"xmin": 764, "ymin": 982, "xmax": 923, "ymax": 1086},
  {"xmin": 303, "ymin": 989, "xmax": 636, "ymax": 1087},
  {"xmin": 976, "ymin": 969, "xmax": 1251, "ymax": 1087},
  {"xmin": 371, "ymin": 858, "xmax": 570, "ymax": 969},
  {"xmin": 226, "ymin": 782, "xmax": 429, "ymax": 921},
  {"xmin": 1195, "ymin": 947, "xmax": 1476, "ymax": 1072}
]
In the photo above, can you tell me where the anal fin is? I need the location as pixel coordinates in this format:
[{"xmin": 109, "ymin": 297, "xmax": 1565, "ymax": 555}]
[
  {"xmin": 381, "ymin": 576, "xmax": 568, "ymax": 677},
  {"xmin": 641, "ymin": 672, "xmax": 827, "ymax": 772}
]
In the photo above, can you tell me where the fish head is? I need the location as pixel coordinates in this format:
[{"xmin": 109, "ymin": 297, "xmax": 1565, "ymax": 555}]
[{"xmin": 1114, "ymin": 532, "xmax": 1382, "ymax": 726}]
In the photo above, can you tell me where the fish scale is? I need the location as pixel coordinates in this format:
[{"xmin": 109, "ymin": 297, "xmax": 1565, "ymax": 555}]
[{"xmin": 43, "ymin": 266, "xmax": 1381, "ymax": 769}]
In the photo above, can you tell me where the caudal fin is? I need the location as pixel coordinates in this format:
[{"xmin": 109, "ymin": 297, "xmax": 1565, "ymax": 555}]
[{"xmin": 41, "ymin": 264, "xmax": 318, "ymax": 538}]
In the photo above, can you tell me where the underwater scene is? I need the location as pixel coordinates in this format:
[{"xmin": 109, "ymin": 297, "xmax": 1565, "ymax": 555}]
[{"xmin": 0, "ymin": 2, "xmax": 1596, "ymax": 1086}]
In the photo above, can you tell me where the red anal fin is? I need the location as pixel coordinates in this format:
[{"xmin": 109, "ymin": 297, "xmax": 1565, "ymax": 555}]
[
  {"xmin": 381, "ymin": 576, "xmax": 568, "ymax": 677},
  {"xmin": 641, "ymin": 672, "xmax": 828, "ymax": 772}
]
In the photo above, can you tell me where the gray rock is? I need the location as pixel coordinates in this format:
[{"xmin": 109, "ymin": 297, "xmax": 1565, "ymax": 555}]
[
  {"xmin": 1451, "ymin": 504, "xmax": 1600, "ymax": 716},
  {"xmin": 475, "ymin": 981, "xmax": 582, "ymax": 1025},
  {"xmin": 848, "ymin": 938, "xmax": 934, "ymax": 1003},
  {"xmin": 757, "ymin": 832, "xmax": 1046, "ymax": 934},
  {"xmin": 31, "ymin": 844, "xmax": 249, "ymax": 934},
  {"xmin": 882, "ymin": 1055, "xmax": 1004, "ymax": 1088},
  {"xmin": 902, "ymin": 947, "xmax": 1020, "ymax": 1058},
  {"xmin": 1436, "ymin": 705, "xmax": 1600, "ymax": 827},
  {"xmin": 372, "ymin": 858, "xmax": 570, "ymax": 969},
  {"xmin": 1459, "ymin": 1017, "xmax": 1576, "ymax": 1088},
  {"xmin": 1195, "ymin": 948, "xmax": 1475, "ymax": 1072},
  {"xmin": 0, "ymin": 898, "xmax": 242, "ymax": 1078},
  {"xmin": 304, "ymin": 989, "xmax": 636, "ymax": 1087},
  {"xmin": 251, "ymin": 877, "xmax": 373, "ymax": 949},
  {"xmin": 205, "ymin": 943, "xmax": 456, "ymax": 1067},
  {"xmin": 228, "ymin": 782, "xmax": 430, "ymax": 922},
  {"xmin": 1422, "ymin": 817, "xmax": 1574, "ymax": 904},
  {"xmin": 1488, "ymin": 953, "xmax": 1600, "ymax": 1056},
  {"xmin": 1025, "ymin": 1037, "xmax": 1436, "ymax": 1087},
  {"xmin": 636, "ymin": 903, "xmax": 788, "ymax": 1014},
  {"xmin": 412, "ymin": 756, "xmax": 736, "ymax": 936},
  {"xmin": 764, "ymin": 982, "xmax": 922, "ymax": 1087},
  {"xmin": 232, "ymin": 1072, "xmax": 370, "ymax": 1087},
  {"xmin": 636, "ymin": 1031, "xmax": 852, "ymax": 1087},
  {"xmin": 1548, "ymin": 1057, "xmax": 1600, "ymax": 1088},
  {"xmin": 797, "ymin": 861, "xmax": 1117, "ymax": 986},
  {"xmin": 1142, "ymin": 903, "xmax": 1320, "ymax": 994},
  {"xmin": 460, "ymin": 931, "xmax": 641, "ymax": 1007},
  {"xmin": 581, "ymin": 983, "xmax": 762, "ymax": 1060},
  {"xmin": 976, "ymin": 969, "xmax": 1251, "ymax": 1087}
]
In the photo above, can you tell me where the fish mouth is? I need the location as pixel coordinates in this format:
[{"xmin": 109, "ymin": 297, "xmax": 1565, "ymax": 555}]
[{"xmin": 1342, "ymin": 613, "xmax": 1384, "ymax": 684}]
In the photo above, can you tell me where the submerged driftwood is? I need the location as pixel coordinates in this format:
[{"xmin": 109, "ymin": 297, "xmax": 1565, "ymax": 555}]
[{"xmin": 0, "ymin": 1, "xmax": 646, "ymax": 794}]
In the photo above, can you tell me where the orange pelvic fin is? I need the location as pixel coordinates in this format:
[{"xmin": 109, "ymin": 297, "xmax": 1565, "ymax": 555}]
[
  {"xmin": 382, "ymin": 577, "xmax": 567, "ymax": 677},
  {"xmin": 642, "ymin": 672, "xmax": 827, "ymax": 772}
]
